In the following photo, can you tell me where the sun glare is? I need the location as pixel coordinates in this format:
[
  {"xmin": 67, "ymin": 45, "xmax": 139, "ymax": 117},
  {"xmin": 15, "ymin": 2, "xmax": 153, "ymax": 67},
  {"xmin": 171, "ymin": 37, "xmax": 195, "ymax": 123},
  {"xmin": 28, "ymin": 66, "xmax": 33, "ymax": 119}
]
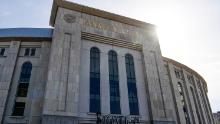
[
  {"xmin": 155, "ymin": 10, "xmax": 186, "ymax": 43},
  {"xmin": 152, "ymin": 7, "xmax": 189, "ymax": 58}
]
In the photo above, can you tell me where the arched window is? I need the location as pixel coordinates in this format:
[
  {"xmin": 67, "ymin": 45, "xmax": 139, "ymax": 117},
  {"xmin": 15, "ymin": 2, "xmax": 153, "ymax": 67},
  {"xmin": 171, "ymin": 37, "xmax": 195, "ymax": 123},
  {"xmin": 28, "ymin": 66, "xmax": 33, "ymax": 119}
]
[
  {"xmin": 12, "ymin": 62, "xmax": 32, "ymax": 116},
  {"xmin": 19, "ymin": 62, "xmax": 32, "ymax": 82},
  {"xmin": 17, "ymin": 62, "xmax": 32, "ymax": 97},
  {"xmin": 89, "ymin": 47, "xmax": 101, "ymax": 113},
  {"xmin": 177, "ymin": 82, "xmax": 191, "ymax": 124},
  {"xmin": 108, "ymin": 50, "xmax": 121, "ymax": 114},
  {"xmin": 125, "ymin": 54, "xmax": 139, "ymax": 115}
]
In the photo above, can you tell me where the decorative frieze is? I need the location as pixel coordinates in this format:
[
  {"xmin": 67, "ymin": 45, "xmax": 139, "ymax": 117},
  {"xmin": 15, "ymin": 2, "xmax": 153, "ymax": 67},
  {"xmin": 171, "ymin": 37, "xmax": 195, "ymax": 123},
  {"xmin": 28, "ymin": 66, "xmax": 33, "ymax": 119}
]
[{"xmin": 81, "ymin": 32, "xmax": 142, "ymax": 51}]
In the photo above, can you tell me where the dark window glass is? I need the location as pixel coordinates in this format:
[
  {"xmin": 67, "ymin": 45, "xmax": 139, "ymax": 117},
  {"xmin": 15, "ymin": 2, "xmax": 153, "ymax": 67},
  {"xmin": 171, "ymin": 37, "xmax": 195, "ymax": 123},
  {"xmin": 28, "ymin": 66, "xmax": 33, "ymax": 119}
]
[
  {"xmin": 0, "ymin": 48, "xmax": 5, "ymax": 56},
  {"xmin": 108, "ymin": 50, "xmax": 121, "ymax": 114},
  {"xmin": 12, "ymin": 62, "xmax": 32, "ymax": 116},
  {"xmin": 12, "ymin": 102, "xmax": 25, "ymax": 116},
  {"xmin": 30, "ymin": 48, "xmax": 36, "ymax": 56},
  {"xmin": 19, "ymin": 62, "xmax": 32, "ymax": 82},
  {"xmin": 178, "ymin": 82, "xmax": 191, "ymax": 124},
  {"xmin": 16, "ymin": 83, "xmax": 29, "ymax": 97},
  {"xmin": 125, "ymin": 54, "xmax": 139, "ymax": 115},
  {"xmin": 89, "ymin": 47, "xmax": 101, "ymax": 113},
  {"xmin": 24, "ymin": 48, "xmax": 30, "ymax": 56}
]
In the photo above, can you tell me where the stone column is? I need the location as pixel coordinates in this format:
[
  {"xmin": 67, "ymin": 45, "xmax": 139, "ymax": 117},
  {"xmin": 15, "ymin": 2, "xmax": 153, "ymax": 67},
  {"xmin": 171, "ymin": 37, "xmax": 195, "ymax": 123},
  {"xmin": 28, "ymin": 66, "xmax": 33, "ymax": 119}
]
[
  {"xmin": 100, "ymin": 51, "xmax": 110, "ymax": 115},
  {"xmin": 0, "ymin": 41, "xmax": 20, "ymax": 123},
  {"xmin": 182, "ymin": 70, "xmax": 196, "ymax": 124},
  {"xmin": 192, "ymin": 75, "xmax": 206, "ymax": 124},
  {"xmin": 185, "ymin": 75, "xmax": 201, "ymax": 124},
  {"xmin": 167, "ymin": 63, "xmax": 186, "ymax": 124},
  {"xmin": 118, "ymin": 55, "xmax": 129, "ymax": 115},
  {"xmin": 78, "ymin": 47, "xmax": 90, "ymax": 116},
  {"xmin": 196, "ymin": 80, "xmax": 209, "ymax": 124},
  {"xmin": 141, "ymin": 30, "xmax": 176, "ymax": 123},
  {"xmin": 28, "ymin": 41, "xmax": 51, "ymax": 124},
  {"xmin": 202, "ymin": 85, "xmax": 215, "ymax": 124},
  {"xmin": 135, "ymin": 54, "xmax": 149, "ymax": 121},
  {"xmin": 42, "ymin": 8, "xmax": 81, "ymax": 124},
  {"xmin": 200, "ymin": 82, "xmax": 215, "ymax": 124}
]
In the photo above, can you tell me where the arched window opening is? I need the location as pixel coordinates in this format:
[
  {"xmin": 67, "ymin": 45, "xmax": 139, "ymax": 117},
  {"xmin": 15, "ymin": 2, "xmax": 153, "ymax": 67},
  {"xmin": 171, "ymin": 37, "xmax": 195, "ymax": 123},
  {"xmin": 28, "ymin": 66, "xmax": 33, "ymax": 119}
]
[
  {"xmin": 108, "ymin": 50, "xmax": 121, "ymax": 114},
  {"xmin": 177, "ymin": 82, "xmax": 191, "ymax": 124},
  {"xmin": 125, "ymin": 54, "xmax": 139, "ymax": 115},
  {"xmin": 19, "ymin": 62, "xmax": 32, "ymax": 83},
  {"xmin": 89, "ymin": 47, "xmax": 101, "ymax": 113},
  {"xmin": 12, "ymin": 62, "xmax": 32, "ymax": 116}
]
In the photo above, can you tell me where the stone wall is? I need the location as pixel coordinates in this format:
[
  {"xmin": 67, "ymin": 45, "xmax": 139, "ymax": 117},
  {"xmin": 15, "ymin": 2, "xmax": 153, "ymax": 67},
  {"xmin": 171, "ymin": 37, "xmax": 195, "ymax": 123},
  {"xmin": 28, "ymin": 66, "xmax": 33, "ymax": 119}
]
[
  {"xmin": 0, "ymin": 41, "xmax": 51, "ymax": 124},
  {"xmin": 42, "ymin": 6, "xmax": 177, "ymax": 124},
  {"xmin": 164, "ymin": 59, "xmax": 215, "ymax": 124}
]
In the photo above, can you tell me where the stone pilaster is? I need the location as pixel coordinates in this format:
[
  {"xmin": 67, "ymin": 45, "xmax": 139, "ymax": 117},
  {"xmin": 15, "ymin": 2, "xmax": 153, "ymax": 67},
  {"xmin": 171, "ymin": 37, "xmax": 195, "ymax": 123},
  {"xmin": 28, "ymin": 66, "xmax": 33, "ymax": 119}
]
[
  {"xmin": 100, "ymin": 51, "xmax": 110, "ymax": 115},
  {"xmin": 141, "ymin": 30, "xmax": 176, "ymax": 124},
  {"xmin": 200, "ymin": 82, "xmax": 215, "ymax": 124},
  {"xmin": 182, "ymin": 70, "xmax": 197, "ymax": 124},
  {"xmin": 167, "ymin": 63, "xmax": 186, "ymax": 124},
  {"xmin": 28, "ymin": 41, "xmax": 51, "ymax": 124},
  {"xmin": 196, "ymin": 80, "xmax": 209, "ymax": 124},
  {"xmin": 203, "ymin": 89, "xmax": 215, "ymax": 124},
  {"xmin": 42, "ymin": 8, "xmax": 82, "ymax": 124},
  {"xmin": 118, "ymin": 55, "xmax": 130, "ymax": 115},
  {"xmin": 192, "ymin": 75, "xmax": 206, "ymax": 124},
  {"xmin": 0, "ymin": 41, "xmax": 20, "ymax": 123}
]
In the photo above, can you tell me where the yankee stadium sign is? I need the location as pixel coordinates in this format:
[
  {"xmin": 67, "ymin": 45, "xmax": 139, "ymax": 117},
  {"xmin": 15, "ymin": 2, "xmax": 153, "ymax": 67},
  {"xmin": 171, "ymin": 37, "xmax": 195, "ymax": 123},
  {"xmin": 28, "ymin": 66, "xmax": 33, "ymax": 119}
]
[{"xmin": 96, "ymin": 113, "xmax": 141, "ymax": 124}]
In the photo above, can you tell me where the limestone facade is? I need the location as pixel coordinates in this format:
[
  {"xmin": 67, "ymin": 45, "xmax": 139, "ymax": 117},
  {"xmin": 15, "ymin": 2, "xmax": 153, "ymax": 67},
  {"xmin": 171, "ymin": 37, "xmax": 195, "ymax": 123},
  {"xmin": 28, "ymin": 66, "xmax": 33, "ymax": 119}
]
[
  {"xmin": 0, "ymin": 0, "xmax": 215, "ymax": 124},
  {"xmin": 213, "ymin": 112, "xmax": 220, "ymax": 124}
]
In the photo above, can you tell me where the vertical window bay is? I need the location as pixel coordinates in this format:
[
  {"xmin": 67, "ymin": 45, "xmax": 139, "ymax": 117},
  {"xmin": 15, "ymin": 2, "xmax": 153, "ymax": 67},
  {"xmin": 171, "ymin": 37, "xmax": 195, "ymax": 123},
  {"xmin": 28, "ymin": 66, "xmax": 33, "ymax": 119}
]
[
  {"xmin": 125, "ymin": 54, "xmax": 139, "ymax": 115},
  {"xmin": 12, "ymin": 62, "xmax": 32, "ymax": 116},
  {"xmin": 177, "ymin": 82, "xmax": 191, "ymax": 124},
  {"xmin": 108, "ymin": 50, "xmax": 121, "ymax": 114},
  {"xmin": 89, "ymin": 47, "xmax": 101, "ymax": 113}
]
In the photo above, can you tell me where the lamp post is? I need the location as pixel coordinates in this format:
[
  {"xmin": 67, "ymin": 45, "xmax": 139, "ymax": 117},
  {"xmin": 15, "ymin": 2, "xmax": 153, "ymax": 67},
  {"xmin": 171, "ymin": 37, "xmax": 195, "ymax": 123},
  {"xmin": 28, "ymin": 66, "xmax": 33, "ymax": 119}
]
[{"xmin": 96, "ymin": 112, "xmax": 101, "ymax": 124}]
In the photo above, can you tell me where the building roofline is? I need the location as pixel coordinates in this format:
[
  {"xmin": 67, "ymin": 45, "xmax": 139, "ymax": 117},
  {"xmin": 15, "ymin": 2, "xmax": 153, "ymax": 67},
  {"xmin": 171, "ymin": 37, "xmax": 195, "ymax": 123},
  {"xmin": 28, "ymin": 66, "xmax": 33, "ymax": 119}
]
[
  {"xmin": 163, "ymin": 57, "xmax": 208, "ymax": 92},
  {"xmin": 0, "ymin": 28, "xmax": 53, "ymax": 41},
  {"xmin": 50, "ymin": 0, "xmax": 155, "ymax": 28}
]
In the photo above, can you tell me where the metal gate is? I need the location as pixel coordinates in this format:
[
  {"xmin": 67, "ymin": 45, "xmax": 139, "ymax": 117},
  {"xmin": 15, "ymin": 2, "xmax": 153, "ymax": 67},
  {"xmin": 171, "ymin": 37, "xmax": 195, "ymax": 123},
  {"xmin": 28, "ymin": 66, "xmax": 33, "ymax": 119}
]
[{"xmin": 96, "ymin": 113, "xmax": 141, "ymax": 124}]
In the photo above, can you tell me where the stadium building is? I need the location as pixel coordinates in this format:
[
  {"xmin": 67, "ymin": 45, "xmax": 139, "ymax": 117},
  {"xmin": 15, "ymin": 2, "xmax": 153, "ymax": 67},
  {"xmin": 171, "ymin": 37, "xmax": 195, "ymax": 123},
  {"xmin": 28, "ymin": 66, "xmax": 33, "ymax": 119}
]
[{"xmin": 0, "ymin": 0, "xmax": 215, "ymax": 124}]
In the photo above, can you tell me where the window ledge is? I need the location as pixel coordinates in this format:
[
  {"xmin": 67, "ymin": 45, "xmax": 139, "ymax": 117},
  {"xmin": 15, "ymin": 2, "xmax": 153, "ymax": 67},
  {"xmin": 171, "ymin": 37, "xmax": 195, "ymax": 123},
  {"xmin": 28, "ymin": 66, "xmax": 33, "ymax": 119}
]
[
  {"xmin": 87, "ymin": 112, "xmax": 141, "ymax": 117},
  {"xmin": 9, "ymin": 116, "xmax": 25, "ymax": 118},
  {"xmin": 128, "ymin": 115, "xmax": 141, "ymax": 117},
  {"xmin": 20, "ymin": 56, "xmax": 39, "ymax": 58},
  {"xmin": 87, "ymin": 112, "xmax": 97, "ymax": 115}
]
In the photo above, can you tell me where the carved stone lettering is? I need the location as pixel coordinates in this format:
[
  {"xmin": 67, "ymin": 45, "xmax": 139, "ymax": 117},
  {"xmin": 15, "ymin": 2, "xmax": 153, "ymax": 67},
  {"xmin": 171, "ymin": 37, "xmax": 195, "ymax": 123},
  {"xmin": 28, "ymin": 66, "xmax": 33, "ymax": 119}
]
[{"xmin": 97, "ymin": 114, "xmax": 141, "ymax": 124}]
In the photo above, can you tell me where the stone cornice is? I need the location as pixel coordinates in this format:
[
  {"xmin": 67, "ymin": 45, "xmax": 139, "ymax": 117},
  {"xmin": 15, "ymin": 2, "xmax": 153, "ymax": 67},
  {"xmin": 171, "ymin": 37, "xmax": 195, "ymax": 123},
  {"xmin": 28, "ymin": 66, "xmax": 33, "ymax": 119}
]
[{"xmin": 50, "ymin": 0, "xmax": 155, "ymax": 28}]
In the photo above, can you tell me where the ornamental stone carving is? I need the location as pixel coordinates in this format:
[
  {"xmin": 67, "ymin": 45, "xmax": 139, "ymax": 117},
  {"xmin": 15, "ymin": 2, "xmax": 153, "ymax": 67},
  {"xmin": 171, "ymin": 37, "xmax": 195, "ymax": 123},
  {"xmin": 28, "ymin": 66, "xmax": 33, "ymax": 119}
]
[{"xmin": 63, "ymin": 14, "xmax": 76, "ymax": 23}]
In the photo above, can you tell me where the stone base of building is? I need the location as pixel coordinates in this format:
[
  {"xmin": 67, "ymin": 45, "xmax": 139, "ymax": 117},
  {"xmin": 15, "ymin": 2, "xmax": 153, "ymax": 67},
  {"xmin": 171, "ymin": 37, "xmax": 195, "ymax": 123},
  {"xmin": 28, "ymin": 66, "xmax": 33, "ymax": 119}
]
[
  {"xmin": 152, "ymin": 120, "xmax": 176, "ymax": 124},
  {"xmin": 42, "ymin": 115, "xmax": 176, "ymax": 124},
  {"xmin": 42, "ymin": 115, "xmax": 79, "ymax": 124}
]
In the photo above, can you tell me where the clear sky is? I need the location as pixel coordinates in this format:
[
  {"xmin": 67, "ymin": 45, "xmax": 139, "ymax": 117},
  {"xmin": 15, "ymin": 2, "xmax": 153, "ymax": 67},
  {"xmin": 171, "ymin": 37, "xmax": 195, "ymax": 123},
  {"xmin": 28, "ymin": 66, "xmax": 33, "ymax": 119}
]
[{"xmin": 0, "ymin": 0, "xmax": 219, "ymax": 112}]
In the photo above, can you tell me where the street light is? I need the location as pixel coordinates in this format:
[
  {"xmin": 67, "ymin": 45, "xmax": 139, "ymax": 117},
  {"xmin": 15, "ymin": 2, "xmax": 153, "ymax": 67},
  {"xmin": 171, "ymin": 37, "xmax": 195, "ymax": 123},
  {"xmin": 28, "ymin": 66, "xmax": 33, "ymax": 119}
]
[{"xmin": 96, "ymin": 112, "xmax": 101, "ymax": 124}]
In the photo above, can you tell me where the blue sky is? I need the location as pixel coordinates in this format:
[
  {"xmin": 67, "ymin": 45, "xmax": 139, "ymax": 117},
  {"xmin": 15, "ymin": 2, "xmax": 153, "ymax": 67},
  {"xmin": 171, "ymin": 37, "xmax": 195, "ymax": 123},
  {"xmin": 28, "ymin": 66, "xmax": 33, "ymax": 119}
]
[{"xmin": 0, "ymin": 0, "xmax": 220, "ymax": 112}]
